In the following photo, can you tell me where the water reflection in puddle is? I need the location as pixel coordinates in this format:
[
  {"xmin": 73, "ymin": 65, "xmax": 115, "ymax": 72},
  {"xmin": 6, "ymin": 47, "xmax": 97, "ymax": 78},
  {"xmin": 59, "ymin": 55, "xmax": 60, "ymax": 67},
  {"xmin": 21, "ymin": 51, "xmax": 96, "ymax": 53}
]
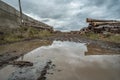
[{"xmin": 0, "ymin": 41, "xmax": 120, "ymax": 80}]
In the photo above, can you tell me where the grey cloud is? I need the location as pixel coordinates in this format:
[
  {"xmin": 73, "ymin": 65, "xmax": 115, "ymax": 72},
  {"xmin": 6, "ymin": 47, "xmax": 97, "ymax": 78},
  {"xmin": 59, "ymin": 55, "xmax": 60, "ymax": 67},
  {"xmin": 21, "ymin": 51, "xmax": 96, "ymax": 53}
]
[{"xmin": 3, "ymin": 0, "xmax": 120, "ymax": 31}]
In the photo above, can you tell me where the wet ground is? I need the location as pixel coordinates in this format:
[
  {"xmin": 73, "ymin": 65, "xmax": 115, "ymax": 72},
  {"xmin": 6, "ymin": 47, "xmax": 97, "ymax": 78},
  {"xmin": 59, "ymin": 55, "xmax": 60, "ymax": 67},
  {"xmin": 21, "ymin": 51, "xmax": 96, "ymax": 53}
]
[
  {"xmin": 0, "ymin": 40, "xmax": 120, "ymax": 80},
  {"xmin": 0, "ymin": 39, "xmax": 52, "ymax": 68}
]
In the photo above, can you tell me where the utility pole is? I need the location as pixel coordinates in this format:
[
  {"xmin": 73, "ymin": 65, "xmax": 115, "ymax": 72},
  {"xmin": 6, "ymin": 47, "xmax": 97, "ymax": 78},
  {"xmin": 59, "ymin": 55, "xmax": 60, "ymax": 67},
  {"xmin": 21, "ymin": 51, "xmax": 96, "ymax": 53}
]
[{"xmin": 18, "ymin": 0, "xmax": 23, "ymax": 26}]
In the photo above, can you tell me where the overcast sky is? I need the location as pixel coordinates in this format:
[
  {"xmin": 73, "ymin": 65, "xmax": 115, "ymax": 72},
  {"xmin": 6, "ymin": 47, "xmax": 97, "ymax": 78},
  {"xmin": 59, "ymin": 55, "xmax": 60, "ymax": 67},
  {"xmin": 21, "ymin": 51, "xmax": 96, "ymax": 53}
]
[{"xmin": 3, "ymin": 0, "xmax": 120, "ymax": 31}]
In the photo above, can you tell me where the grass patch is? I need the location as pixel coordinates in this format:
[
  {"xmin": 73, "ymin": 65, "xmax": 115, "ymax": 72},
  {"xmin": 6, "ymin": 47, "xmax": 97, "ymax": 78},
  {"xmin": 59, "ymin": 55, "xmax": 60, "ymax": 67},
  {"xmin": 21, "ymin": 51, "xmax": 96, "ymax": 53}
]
[
  {"xmin": 0, "ymin": 27, "xmax": 53, "ymax": 44},
  {"xmin": 81, "ymin": 32, "xmax": 120, "ymax": 43},
  {"xmin": 38, "ymin": 30, "xmax": 52, "ymax": 38}
]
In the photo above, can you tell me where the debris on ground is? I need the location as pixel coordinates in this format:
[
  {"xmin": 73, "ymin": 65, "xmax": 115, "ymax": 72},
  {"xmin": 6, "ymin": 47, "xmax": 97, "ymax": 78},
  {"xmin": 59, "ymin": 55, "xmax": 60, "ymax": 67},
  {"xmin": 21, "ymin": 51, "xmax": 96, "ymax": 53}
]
[
  {"xmin": 37, "ymin": 60, "xmax": 52, "ymax": 80},
  {"xmin": 9, "ymin": 61, "xmax": 33, "ymax": 67}
]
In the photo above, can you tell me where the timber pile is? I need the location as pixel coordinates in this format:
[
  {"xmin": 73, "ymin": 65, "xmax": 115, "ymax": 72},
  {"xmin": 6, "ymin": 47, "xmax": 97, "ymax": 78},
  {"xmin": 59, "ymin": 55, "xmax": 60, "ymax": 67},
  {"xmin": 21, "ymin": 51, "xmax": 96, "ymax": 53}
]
[{"xmin": 80, "ymin": 18, "xmax": 120, "ymax": 34}]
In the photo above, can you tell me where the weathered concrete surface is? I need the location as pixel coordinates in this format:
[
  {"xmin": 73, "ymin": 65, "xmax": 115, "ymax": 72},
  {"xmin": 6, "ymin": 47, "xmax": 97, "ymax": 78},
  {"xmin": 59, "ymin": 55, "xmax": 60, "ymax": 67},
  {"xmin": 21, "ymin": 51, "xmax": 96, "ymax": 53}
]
[{"xmin": 0, "ymin": 1, "xmax": 53, "ymax": 30}]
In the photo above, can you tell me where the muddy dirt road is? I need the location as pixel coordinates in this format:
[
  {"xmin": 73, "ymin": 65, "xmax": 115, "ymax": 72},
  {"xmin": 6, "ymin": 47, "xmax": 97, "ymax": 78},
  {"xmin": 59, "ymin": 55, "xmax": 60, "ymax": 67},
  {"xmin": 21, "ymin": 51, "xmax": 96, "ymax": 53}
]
[{"xmin": 0, "ymin": 40, "xmax": 120, "ymax": 80}]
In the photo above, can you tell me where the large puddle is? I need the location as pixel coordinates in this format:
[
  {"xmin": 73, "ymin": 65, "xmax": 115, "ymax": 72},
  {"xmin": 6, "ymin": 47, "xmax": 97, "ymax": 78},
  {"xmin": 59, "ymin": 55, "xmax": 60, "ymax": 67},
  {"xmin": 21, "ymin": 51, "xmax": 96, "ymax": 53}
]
[{"xmin": 0, "ymin": 41, "xmax": 120, "ymax": 80}]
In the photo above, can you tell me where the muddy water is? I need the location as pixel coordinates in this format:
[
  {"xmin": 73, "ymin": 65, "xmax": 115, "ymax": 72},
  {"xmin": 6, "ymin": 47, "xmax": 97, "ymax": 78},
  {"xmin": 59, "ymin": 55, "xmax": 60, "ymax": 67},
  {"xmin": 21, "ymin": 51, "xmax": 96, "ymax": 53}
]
[
  {"xmin": 0, "ymin": 39, "xmax": 53, "ymax": 69},
  {"xmin": 0, "ymin": 41, "xmax": 120, "ymax": 80}
]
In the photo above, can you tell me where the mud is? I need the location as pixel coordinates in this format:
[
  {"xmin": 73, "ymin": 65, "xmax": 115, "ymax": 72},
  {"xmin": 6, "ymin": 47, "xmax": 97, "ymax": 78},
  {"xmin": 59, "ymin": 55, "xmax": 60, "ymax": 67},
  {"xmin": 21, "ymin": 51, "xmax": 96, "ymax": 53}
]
[
  {"xmin": 0, "ymin": 35, "xmax": 119, "ymax": 69},
  {"xmin": 9, "ymin": 61, "xmax": 33, "ymax": 67},
  {"xmin": 85, "ymin": 44, "xmax": 120, "ymax": 55},
  {"xmin": 46, "ymin": 34, "xmax": 120, "ymax": 50},
  {"xmin": 0, "ymin": 35, "xmax": 120, "ymax": 80},
  {"xmin": 37, "ymin": 60, "xmax": 52, "ymax": 80},
  {"xmin": 0, "ymin": 39, "xmax": 53, "ymax": 69}
]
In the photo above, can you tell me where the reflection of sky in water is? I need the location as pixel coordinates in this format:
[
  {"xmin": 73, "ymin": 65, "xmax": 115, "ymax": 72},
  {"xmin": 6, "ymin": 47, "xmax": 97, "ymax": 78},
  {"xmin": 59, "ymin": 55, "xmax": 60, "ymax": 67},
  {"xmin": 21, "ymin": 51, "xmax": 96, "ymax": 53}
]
[
  {"xmin": 20, "ymin": 41, "xmax": 87, "ymax": 61},
  {"xmin": 0, "ymin": 41, "xmax": 120, "ymax": 80}
]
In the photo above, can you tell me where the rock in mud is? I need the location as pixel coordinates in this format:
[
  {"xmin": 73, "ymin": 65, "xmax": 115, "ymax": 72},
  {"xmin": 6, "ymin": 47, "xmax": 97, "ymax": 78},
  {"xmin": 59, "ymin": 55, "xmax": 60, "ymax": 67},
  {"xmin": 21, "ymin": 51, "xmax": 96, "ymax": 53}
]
[
  {"xmin": 37, "ymin": 60, "xmax": 52, "ymax": 80},
  {"xmin": 9, "ymin": 61, "xmax": 33, "ymax": 67}
]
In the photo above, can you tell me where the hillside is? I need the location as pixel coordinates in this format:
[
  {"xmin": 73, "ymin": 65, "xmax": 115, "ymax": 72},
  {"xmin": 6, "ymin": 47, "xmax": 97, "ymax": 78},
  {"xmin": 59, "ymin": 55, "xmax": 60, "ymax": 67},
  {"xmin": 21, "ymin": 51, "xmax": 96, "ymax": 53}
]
[{"xmin": 0, "ymin": 1, "xmax": 53, "ymax": 44}]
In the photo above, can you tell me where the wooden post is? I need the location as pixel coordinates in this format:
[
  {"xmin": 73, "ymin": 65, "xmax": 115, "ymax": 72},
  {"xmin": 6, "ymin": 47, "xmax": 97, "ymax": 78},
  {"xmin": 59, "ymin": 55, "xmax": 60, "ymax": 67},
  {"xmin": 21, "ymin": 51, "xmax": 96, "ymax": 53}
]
[{"xmin": 18, "ymin": 0, "xmax": 23, "ymax": 26}]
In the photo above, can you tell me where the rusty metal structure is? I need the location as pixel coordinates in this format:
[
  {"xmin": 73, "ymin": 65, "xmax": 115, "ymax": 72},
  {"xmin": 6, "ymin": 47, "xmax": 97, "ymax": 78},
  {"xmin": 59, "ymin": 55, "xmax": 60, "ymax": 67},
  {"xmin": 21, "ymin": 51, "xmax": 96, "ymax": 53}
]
[{"xmin": 85, "ymin": 18, "xmax": 120, "ymax": 34}]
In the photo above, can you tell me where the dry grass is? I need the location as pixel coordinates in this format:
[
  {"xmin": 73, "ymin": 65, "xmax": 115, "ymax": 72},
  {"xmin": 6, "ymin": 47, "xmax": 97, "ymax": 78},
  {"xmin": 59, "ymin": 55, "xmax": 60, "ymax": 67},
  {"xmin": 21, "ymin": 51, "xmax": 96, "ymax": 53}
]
[
  {"xmin": 81, "ymin": 32, "xmax": 120, "ymax": 43},
  {"xmin": 0, "ymin": 27, "xmax": 53, "ymax": 44}
]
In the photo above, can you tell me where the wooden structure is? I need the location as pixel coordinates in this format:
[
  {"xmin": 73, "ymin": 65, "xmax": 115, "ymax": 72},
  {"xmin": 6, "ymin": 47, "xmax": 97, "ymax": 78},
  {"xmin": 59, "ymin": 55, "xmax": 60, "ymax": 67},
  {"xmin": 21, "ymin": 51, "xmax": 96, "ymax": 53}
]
[
  {"xmin": 85, "ymin": 18, "xmax": 120, "ymax": 34},
  {"xmin": 86, "ymin": 18, "xmax": 120, "ymax": 27}
]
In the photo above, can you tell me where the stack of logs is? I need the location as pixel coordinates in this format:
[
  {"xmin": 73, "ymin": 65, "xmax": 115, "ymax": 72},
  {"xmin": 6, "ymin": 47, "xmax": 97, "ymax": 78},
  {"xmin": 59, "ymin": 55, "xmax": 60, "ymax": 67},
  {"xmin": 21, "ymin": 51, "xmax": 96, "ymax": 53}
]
[{"xmin": 80, "ymin": 18, "xmax": 120, "ymax": 34}]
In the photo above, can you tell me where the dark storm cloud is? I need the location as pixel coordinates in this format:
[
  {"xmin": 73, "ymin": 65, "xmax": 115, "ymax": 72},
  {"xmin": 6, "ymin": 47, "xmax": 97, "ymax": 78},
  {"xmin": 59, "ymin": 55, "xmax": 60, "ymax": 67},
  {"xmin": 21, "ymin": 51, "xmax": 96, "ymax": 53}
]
[{"xmin": 3, "ymin": 0, "xmax": 120, "ymax": 31}]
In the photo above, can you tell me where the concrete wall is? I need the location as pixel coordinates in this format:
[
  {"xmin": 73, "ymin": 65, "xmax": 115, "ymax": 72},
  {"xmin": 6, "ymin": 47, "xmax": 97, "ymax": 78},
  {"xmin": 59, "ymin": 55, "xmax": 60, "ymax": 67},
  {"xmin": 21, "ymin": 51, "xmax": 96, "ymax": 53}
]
[
  {"xmin": 0, "ymin": 0, "xmax": 53, "ymax": 30},
  {"xmin": 0, "ymin": 1, "xmax": 20, "ymax": 28}
]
